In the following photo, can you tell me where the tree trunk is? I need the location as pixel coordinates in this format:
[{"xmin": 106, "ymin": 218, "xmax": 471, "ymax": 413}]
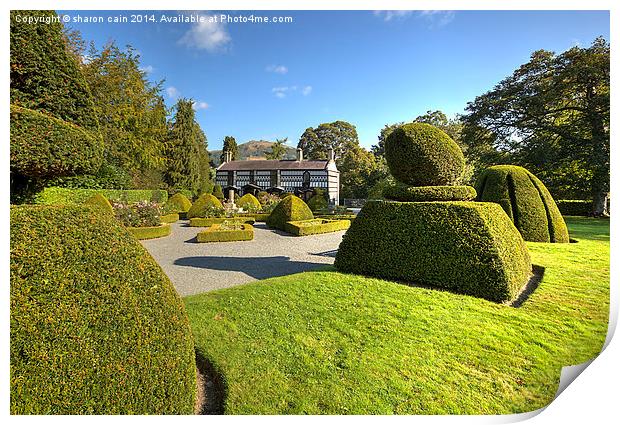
[{"xmin": 592, "ymin": 190, "xmax": 609, "ymax": 217}]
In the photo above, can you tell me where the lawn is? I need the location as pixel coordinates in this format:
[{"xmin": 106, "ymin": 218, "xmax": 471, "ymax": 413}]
[{"xmin": 184, "ymin": 217, "xmax": 610, "ymax": 414}]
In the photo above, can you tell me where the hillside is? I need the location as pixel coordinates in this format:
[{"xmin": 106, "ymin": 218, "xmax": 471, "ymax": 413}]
[{"xmin": 210, "ymin": 140, "xmax": 297, "ymax": 166}]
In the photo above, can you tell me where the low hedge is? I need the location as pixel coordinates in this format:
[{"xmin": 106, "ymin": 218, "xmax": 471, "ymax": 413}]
[
  {"xmin": 10, "ymin": 105, "xmax": 103, "ymax": 179},
  {"xmin": 197, "ymin": 224, "xmax": 254, "ymax": 243},
  {"xmin": 315, "ymin": 214, "xmax": 356, "ymax": 222},
  {"xmin": 34, "ymin": 187, "xmax": 168, "ymax": 205},
  {"xmin": 235, "ymin": 212, "xmax": 270, "ymax": 222},
  {"xmin": 476, "ymin": 165, "xmax": 569, "ymax": 243},
  {"xmin": 284, "ymin": 219, "xmax": 351, "ymax": 236},
  {"xmin": 84, "ymin": 193, "xmax": 114, "ymax": 214},
  {"xmin": 266, "ymin": 196, "xmax": 314, "ymax": 230},
  {"xmin": 127, "ymin": 223, "xmax": 171, "ymax": 240},
  {"xmin": 383, "ymin": 183, "xmax": 477, "ymax": 202},
  {"xmin": 10, "ymin": 206, "xmax": 195, "ymax": 414},
  {"xmin": 186, "ymin": 193, "xmax": 223, "ymax": 219},
  {"xmin": 160, "ymin": 213, "xmax": 180, "ymax": 224},
  {"xmin": 334, "ymin": 200, "xmax": 532, "ymax": 303},
  {"xmin": 189, "ymin": 217, "xmax": 256, "ymax": 227},
  {"xmin": 555, "ymin": 200, "xmax": 606, "ymax": 216}
]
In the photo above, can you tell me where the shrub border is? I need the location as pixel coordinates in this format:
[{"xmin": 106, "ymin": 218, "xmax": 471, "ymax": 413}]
[
  {"xmin": 127, "ymin": 224, "xmax": 171, "ymax": 240},
  {"xmin": 196, "ymin": 224, "xmax": 254, "ymax": 243},
  {"xmin": 189, "ymin": 217, "xmax": 256, "ymax": 227},
  {"xmin": 284, "ymin": 219, "xmax": 351, "ymax": 236}
]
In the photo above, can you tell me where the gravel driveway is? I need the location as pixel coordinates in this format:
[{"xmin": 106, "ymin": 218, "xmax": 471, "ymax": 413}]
[{"xmin": 141, "ymin": 220, "xmax": 346, "ymax": 296}]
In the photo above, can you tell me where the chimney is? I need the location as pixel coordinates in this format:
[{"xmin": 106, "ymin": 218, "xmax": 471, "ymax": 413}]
[
  {"xmin": 328, "ymin": 148, "xmax": 335, "ymax": 161},
  {"xmin": 224, "ymin": 150, "xmax": 232, "ymax": 163},
  {"xmin": 296, "ymin": 148, "xmax": 303, "ymax": 162}
]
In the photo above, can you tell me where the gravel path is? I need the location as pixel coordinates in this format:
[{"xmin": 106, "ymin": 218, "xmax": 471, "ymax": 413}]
[{"xmin": 141, "ymin": 220, "xmax": 345, "ymax": 296}]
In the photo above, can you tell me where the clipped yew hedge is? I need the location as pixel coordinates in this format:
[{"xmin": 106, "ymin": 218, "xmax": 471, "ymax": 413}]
[
  {"xmin": 126, "ymin": 223, "xmax": 171, "ymax": 240},
  {"xmin": 34, "ymin": 187, "xmax": 168, "ymax": 205},
  {"xmin": 237, "ymin": 193, "xmax": 261, "ymax": 210},
  {"xmin": 383, "ymin": 183, "xmax": 477, "ymax": 202},
  {"xmin": 160, "ymin": 213, "xmax": 180, "ymax": 224},
  {"xmin": 555, "ymin": 200, "xmax": 600, "ymax": 216},
  {"xmin": 10, "ymin": 206, "xmax": 196, "ymax": 414},
  {"xmin": 335, "ymin": 201, "xmax": 532, "ymax": 303},
  {"xmin": 84, "ymin": 193, "xmax": 113, "ymax": 214},
  {"xmin": 476, "ymin": 165, "xmax": 569, "ymax": 243},
  {"xmin": 385, "ymin": 123, "xmax": 465, "ymax": 186},
  {"xmin": 284, "ymin": 219, "xmax": 351, "ymax": 236},
  {"xmin": 165, "ymin": 193, "xmax": 192, "ymax": 217},
  {"xmin": 197, "ymin": 224, "xmax": 254, "ymax": 243},
  {"xmin": 189, "ymin": 217, "xmax": 255, "ymax": 227},
  {"xmin": 266, "ymin": 196, "xmax": 314, "ymax": 231},
  {"xmin": 186, "ymin": 193, "xmax": 223, "ymax": 219},
  {"xmin": 10, "ymin": 105, "xmax": 103, "ymax": 179}
]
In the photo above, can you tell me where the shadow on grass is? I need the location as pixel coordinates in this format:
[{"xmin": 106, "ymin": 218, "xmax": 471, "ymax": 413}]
[
  {"xmin": 174, "ymin": 255, "xmax": 330, "ymax": 280},
  {"xmin": 510, "ymin": 265, "xmax": 545, "ymax": 308},
  {"xmin": 195, "ymin": 350, "xmax": 226, "ymax": 415}
]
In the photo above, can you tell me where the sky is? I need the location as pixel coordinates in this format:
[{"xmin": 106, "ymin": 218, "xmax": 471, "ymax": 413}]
[{"xmin": 59, "ymin": 10, "xmax": 610, "ymax": 151}]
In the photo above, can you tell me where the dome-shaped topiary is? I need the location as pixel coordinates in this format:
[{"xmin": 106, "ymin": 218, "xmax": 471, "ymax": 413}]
[
  {"xmin": 187, "ymin": 193, "xmax": 223, "ymax": 219},
  {"xmin": 10, "ymin": 205, "xmax": 196, "ymax": 414},
  {"xmin": 212, "ymin": 184, "xmax": 224, "ymax": 201},
  {"xmin": 84, "ymin": 193, "xmax": 113, "ymax": 214},
  {"xmin": 237, "ymin": 193, "xmax": 261, "ymax": 211},
  {"xmin": 166, "ymin": 193, "xmax": 193, "ymax": 214},
  {"xmin": 307, "ymin": 194, "xmax": 328, "ymax": 212},
  {"xmin": 476, "ymin": 165, "xmax": 569, "ymax": 243},
  {"xmin": 385, "ymin": 123, "xmax": 465, "ymax": 186},
  {"xmin": 266, "ymin": 195, "xmax": 314, "ymax": 230}
]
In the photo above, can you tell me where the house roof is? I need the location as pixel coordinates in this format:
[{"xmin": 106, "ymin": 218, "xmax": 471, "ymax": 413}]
[{"xmin": 217, "ymin": 159, "xmax": 330, "ymax": 171}]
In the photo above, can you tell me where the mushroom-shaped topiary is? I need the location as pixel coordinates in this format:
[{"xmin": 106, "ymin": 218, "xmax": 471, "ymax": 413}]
[
  {"xmin": 385, "ymin": 123, "xmax": 465, "ymax": 186},
  {"xmin": 84, "ymin": 193, "xmax": 113, "ymax": 214},
  {"xmin": 266, "ymin": 195, "xmax": 314, "ymax": 230},
  {"xmin": 237, "ymin": 193, "xmax": 261, "ymax": 211},
  {"xmin": 186, "ymin": 193, "xmax": 223, "ymax": 219},
  {"xmin": 166, "ymin": 193, "xmax": 193, "ymax": 214},
  {"xmin": 476, "ymin": 165, "xmax": 569, "ymax": 243}
]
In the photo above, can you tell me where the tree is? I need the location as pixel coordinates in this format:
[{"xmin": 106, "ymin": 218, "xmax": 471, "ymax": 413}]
[
  {"xmin": 165, "ymin": 99, "xmax": 202, "ymax": 194},
  {"xmin": 297, "ymin": 121, "xmax": 360, "ymax": 161},
  {"xmin": 195, "ymin": 123, "xmax": 213, "ymax": 195},
  {"xmin": 220, "ymin": 136, "xmax": 239, "ymax": 162},
  {"xmin": 338, "ymin": 145, "xmax": 388, "ymax": 199},
  {"xmin": 266, "ymin": 138, "xmax": 288, "ymax": 160},
  {"xmin": 461, "ymin": 37, "xmax": 610, "ymax": 216},
  {"xmin": 371, "ymin": 122, "xmax": 404, "ymax": 157}
]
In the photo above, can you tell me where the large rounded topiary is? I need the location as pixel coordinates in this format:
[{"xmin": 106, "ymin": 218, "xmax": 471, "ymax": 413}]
[
  {"xmin": 237, "ymin": 193, "xmax": 261, "ymax": 211},
  {"xmin": 166, "ymin": 192, "xmax": 193, "ymax": 214},
  {"xmin": 385, "ymin": 123, "xmax": 465, "ymax": 186},
  {"xmin": 186, "ymin": 193, "xmax": 223, "ymax": 219},
  {"xmin": 84, "ymin": 193, "xmax": 114, "ymax": 214},
  {"xmin": 10, "ymin": 205, "xmax": 196, "ymax": 414},
  {"xmin": 266, "ymin": 195, "xmax": 314, "ymax": 230},
  {"xmin": 476, "ymin": 165, "xmax": 569, "ymax": 243}
]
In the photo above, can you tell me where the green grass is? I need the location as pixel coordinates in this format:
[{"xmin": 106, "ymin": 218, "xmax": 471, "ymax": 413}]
[{"xmin": 184, "ymin": 217, "xmax": 609, "ymax": 414}]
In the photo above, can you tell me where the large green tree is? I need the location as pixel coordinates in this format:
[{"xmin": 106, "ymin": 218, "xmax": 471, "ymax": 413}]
[
  {"xmin": 266, "ymin": 138, "xmax": 288, "ymax": 160},
  {"xmin": 462, "ymin": 37, "xmax": 610, "ymax": 215},
  {"xmin": 297, "ymin": 121, "xmax": 359, "ymax": 161},
  {"xmin": 220, "ymin": 136, "xmax": 239, "ymax": 162},
  {"xmin": 338, "ymin": 145, "xmax": 388, "ymax": 199},
  {"xmin": 165, "ymin": 99, "xmax": 202, "ymax": 194}
]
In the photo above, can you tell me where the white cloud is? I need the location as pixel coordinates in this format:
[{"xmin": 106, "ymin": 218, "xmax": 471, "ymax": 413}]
[
  {"xmin": 140, "ymin": 65, "xmax": 154, "ymax": 74},
  {"xmin": 166, "ymin": 86, "xmax": 180, "ymax": 99},
  {"xmin": 179, "ymin": 13, "xmax": 231, "ymax": 52},
  {"xmin": 272, "ymin": 86, "xmax": 290, "ymax": 98},
  {"xmin": 373, "ymin": 10, "xmax": 414, "ymax": 22},
  {"xmin": 301, "ymin": 85, "xmax": 312, "ymax": 96},
  {"xmin": 272, "ymin": 85, "xmax": 312, "ymax": 99},
  {"xmin": 266, "ymin": 64, "xmax": 288, "ymax": 74},
  {"xmin": 192, "ymin": 101, "xmax": 210, "ymax": 110}
]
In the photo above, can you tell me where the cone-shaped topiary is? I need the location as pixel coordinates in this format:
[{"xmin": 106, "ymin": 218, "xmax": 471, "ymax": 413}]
[
  {"xmin": 385, "ymin": 123, "xmax": 465, "ymax": 186},
  {"xmin": 84, "ymin": 193, "xmax": 113, "ymax": 214},
  {"xmin": 476, "ymin": 165, "xmax": 569, "ymax": 243},
  {"xmin": 212, "ymin": 184, "xmax": 225, "ymax": 200},
  {"xmin": 266, "ymin": 195, "xmax": 314, "ymax": 230},
  {"xmin": 237, "ymin": 193, "xmax": 261, "ymax": 210},
  {"xmin": 10, "ymin": 205, "xmax": 196, "ymax": 414},
  {"xmin": 166, "ymin": 193, "xmax": 193, "ymax": 214},
  {"xmin": 187, "ymin": 193, "xmax": 223, "ymax": 218}
]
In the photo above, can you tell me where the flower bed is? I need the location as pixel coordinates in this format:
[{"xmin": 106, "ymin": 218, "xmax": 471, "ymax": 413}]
[
  {"xmin": 196, "ymin": 222, "xmax": 254, "ymax": 243},
  {"xmin": 127, "ymin": 223, "xmax": 171, "ymax": 240},
  {"xmin": 284, "ymin": 219, "xmax": 351, "ymax": 236},
  {"xmin": 189, "ymin": 216, "xmax": 256, "ymax": 227}
]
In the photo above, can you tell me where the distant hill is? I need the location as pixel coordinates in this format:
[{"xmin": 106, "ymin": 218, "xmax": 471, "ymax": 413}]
[{"xmin": 210, "ymin": 140, "xmax": 297, "ymax": 166}]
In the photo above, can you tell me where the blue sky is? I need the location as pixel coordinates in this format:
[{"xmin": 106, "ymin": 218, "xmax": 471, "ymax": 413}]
[{"xmin": 60, "ymin": 10, "xmax": 610, "ymax": 151}]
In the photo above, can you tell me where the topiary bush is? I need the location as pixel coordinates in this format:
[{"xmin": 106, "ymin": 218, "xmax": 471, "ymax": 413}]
[
  {"xmin": 237, "ymin": 193, "xmax": 261, "ymax": 211},
  {"xmin": 212, "ymin": 184, "xmax": 225, "ymax": 201},
  {"xmin": 84, "ymin": 193, "xmax": 113, "ymax": 215},
  {"xmin": 385, "ymin": 123, "xmax": 465, "ymax": 186},
  {"xmin": 166, "ymin": 193, "xmax": 193, "ymax": 215},
  {"xmin": 383, "ymin": 183, "xmax": 477, "ymax": 202},
  {"xmin": 187, "ymin": 193, "xmax": 224, "ymax": 219},
  {"xmin": 266, "ymin": 196, "xmax": 314, "ymax": 231},
  {"xmin": 10, "ymin": 205, "xmax": 196, "ymax": 414},
  {"xmin": 335, "ymin": 201, "xmax": 532, "ymax": 303},
  {"xmin": 307, "ymin": 190, "xmax": 329, "ymax": 212},
  {"xmin": 476, "ymin": 165, "xmax": 569, "ymax": 243}
]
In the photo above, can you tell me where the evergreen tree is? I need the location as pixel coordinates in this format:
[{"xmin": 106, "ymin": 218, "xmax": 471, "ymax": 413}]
[
  {"xmin": 165, "ymin": 99, "xmax": 201, "ymax": 194},
  {"xmin": 220, "ymin": 136, "xmax": 239, "ymax": 162}
]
